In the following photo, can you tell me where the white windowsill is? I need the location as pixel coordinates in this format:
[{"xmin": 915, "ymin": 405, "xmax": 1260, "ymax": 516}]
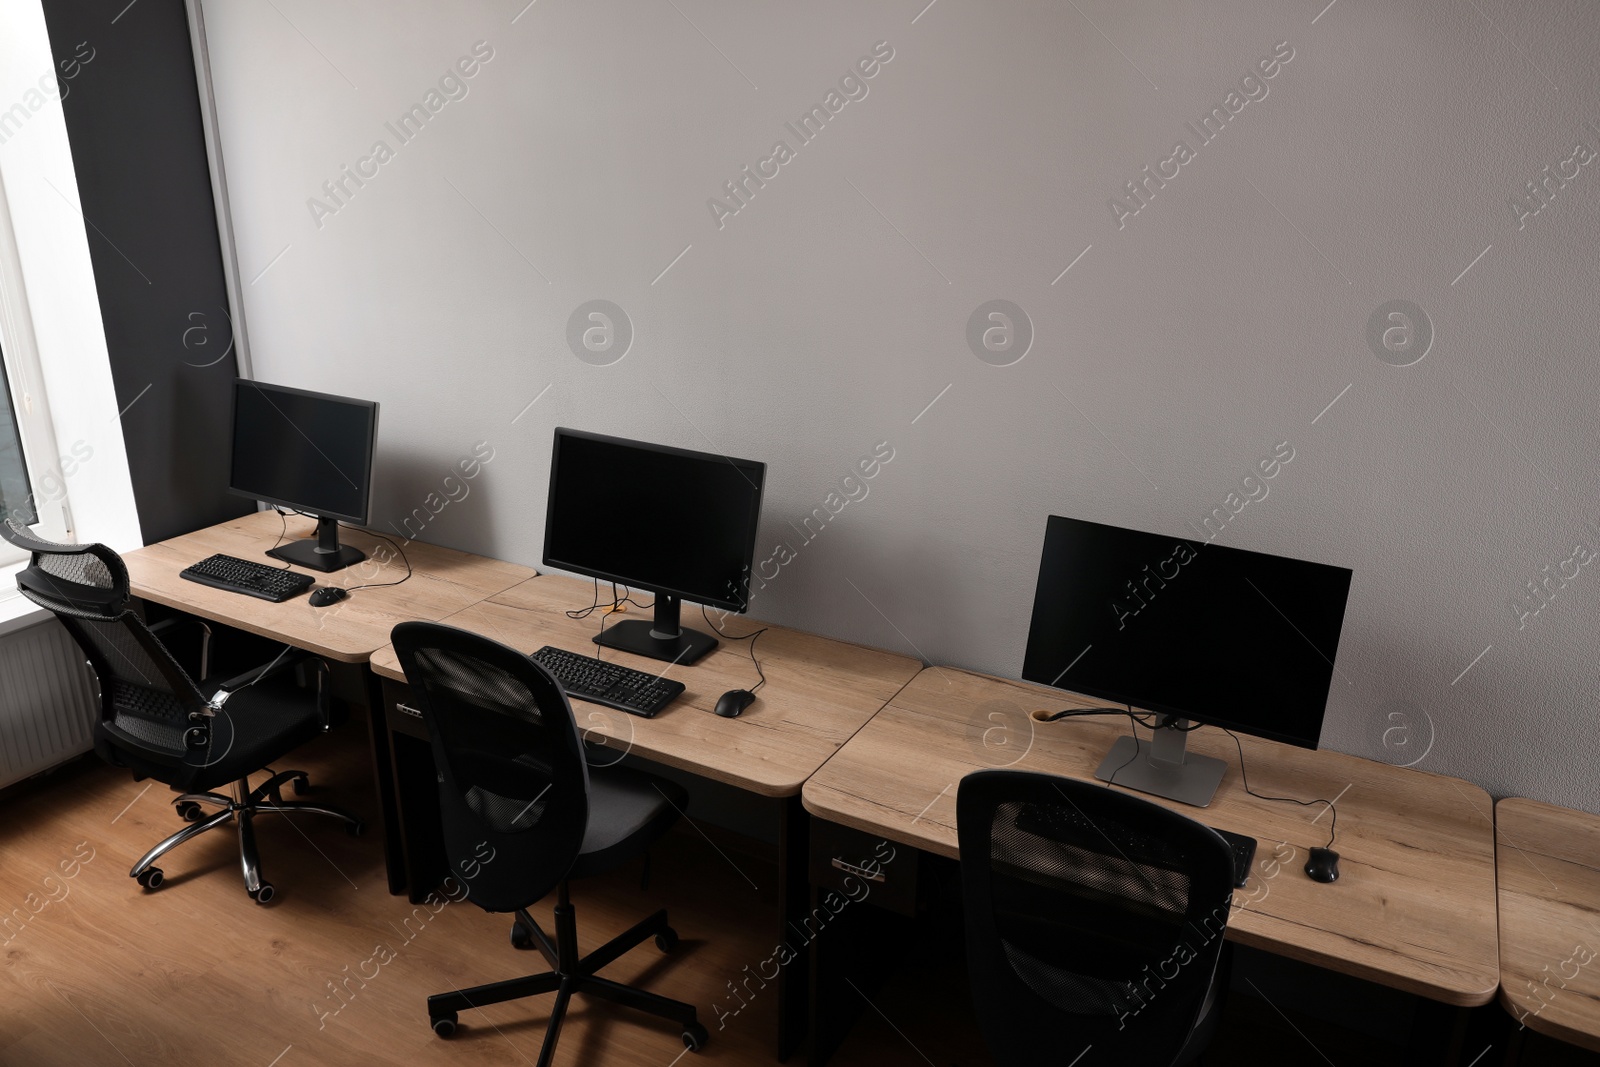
[{"xmin": 0, "ymin": 561, "xmax": 47, "ymax": 636}]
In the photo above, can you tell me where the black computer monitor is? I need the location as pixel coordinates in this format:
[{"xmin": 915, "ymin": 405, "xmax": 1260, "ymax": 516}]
[
  {"xmin": 1022, "ymin": 515, "xmax": 1353, "ymax": 806},
  {"xmin": 544, "ymin": 428, "xmax": 765, "ymax": 666},
  {"xmin": 228, "ymin": 379, "xmax": 379, "ymax": 573}
]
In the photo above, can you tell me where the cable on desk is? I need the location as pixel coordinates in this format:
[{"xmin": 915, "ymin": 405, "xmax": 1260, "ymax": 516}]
[
  {"xmin": 266, "ymin": 509, "xmax": 414, "ymax": 591},
  {"xmin": 1222, "ymin": 728, "xmax": 1338, "ymax": 849},
  {"xmin": 266, "ymin": 507, "xmax": 294, "ymax": 568},
  {"xmin": 700, "ymin": 604, "xmax": 767, "ymax": 693},
  {"xmin": 1046, "ymin": 704, "xmax": 1147, "ymax": 787},
  {"xmin": 335, "ymin": 522, "xmax": 412, "ymax": 591},
  {"xmin": 566, "ymin": 578, "xmax": 607, "ymax": 620},
  {"xmin": 1042, "ymin": 706, "xmax": 1341, "ymax": 848},
  {"xmin": 566, "ymin": 580, "xmax": 653, "ymax": 621}
]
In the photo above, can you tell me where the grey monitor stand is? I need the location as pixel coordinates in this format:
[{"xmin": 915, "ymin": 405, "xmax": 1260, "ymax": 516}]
[{"xmin": 1093, "ymin": 715, "xmax": 1227, "ymax": 807}]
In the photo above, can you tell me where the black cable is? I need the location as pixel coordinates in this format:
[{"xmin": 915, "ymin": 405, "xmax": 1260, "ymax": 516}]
[
  {"xmin": 1104, "ymin": 706, "xmax": 1144, "ymax": 788},
  {"xmin": 611, "ymin": 582, "xmax": 654, "ymax": 612},
  {"xmin": 1020, "ymin": 704, "xmax": 1154, "ymax": 788},
  {"xmin": 1045, "ymin": 705, "xmax": 1340, "ymax": 847},
  {"xmin": 268, "ymin": 509, "xmax": 412, "ymax": 591},
  {"xmin": 1222, "ymin": 728, "xmax": 1337, "ymax": 849},
  {"xmin": 566, "ymin": 581, "xmax": 654, "ymax": 621},
  {"xmin": 566, "ymin": 578, "xmax": 607, "ymax": 620},
  {"xmin": 1045, "ymin": 705, "xmax": 1153, "ymax": 725},
  {"xmin": 266, "ymin": 507, "xmax": 293, "ymax": 568},
  {"xmin": 335, "ymin": 522, "xmax": 412, "ymax": 591},
  {"xmin": 701, "ymin": 604, "xmax": 767, "ymax": 693}
]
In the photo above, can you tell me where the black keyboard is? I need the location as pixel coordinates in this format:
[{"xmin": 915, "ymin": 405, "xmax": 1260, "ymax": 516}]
[
  {"xmin": 531, "ymin": 646, "xmax": 684, "ymax": 718},
  {"xmin": 1212, "ymin": 826, "xmax": 1258, "ymax": 889},
  {"xmin": 180, "ymin": 554, "xmax": 315, "ymax": 603}
]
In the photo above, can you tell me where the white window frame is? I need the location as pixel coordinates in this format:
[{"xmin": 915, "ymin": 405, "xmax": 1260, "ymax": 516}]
[{"xmin": 0, "ymin": 165, "xmax": 73, "ymax": 572}]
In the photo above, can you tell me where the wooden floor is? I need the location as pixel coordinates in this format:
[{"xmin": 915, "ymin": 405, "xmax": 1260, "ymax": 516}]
[{"xmin": 2, "ymin": 720, "xmax": 1592, "ymax": 1067}]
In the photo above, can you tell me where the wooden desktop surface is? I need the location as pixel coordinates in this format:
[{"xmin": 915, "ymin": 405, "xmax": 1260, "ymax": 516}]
[
  {"xmin": 802, "ymin": 667, "xmax": 1501, "ymax": 1007},
  {"xmin": 368, "ymin": 575, "xmax": 924, "ymax": 796},
  {"xmin": 1496, "ymin": 797, "xmax": 1600, "ymax": 1050},
  {"xmin": 123, "ymin": 512, "xmax": 537, "ymax": 662}
]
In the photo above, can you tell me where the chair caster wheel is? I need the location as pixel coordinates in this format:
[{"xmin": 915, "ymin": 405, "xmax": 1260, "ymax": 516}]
[
  {"xmin": 656, "ymin": 927, "xmax": 679, "ymax": 953},
  {"xmin": 681, "ymin": 1022, "xmax": 708, "ymax": 1051},
  {"xmin": 251, "ymin": 882, "xmax": 276, "ymax": 905},
  {"xmin": 175, "ymin": 801, "xmax": 203, "ymax": 822},
  {"xmin": 136, "ymin": 867, "xmax": 164, "ymax": 890},
  {"xmin": 511, "ymin": 922, "xmax": 534, "ymax": 950},
  {"xmin": 345, "ymin": 820, "xmax": 364, "ymax": 838},
  {"xmin": 431, "ymin": 1013, "xmax": 458, "ymax": 1038},
  {"xmin": 292, "ymin": 775, "xmax": 310, "ymax": 795}
]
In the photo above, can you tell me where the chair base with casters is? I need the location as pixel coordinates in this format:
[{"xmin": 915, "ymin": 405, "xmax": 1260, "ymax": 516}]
[
  {"xmin": 131, "ymin": 767, "xmax": 362, "ymax": 905},
  {"xmin": 428, "ymin": 882, "xmax": 707, "ymax": 1061}
]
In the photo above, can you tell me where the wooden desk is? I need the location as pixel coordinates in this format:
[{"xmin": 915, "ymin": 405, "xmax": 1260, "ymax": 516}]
[
  {"xmin": 368, "ymin": 575, "xmax": 922, "ymax": 795},
  {"xmin": 1497, "ymin": 797, "xmax": 1600, "ymax": 1053},
  {"xmin": 122, "ymin": 511, "xmax": 537, "ymax": 894},
  {"xmin": 803, "ymin": 667, "xmax": 1501, "ymax": 1011},
  {"xmin": 367, "ymin": 573, "xmax": 923, "ymax": 1060},
  {"xmin": 123, "ymin": 511, "xmax": 535, "ymax": 662}
]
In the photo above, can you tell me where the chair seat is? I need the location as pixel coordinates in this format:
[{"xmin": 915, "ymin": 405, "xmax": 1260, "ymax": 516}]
[
  {"xmin": 102, "ymin": 674, "xmax": 325, "ymax": 793},
  {"xmin": 570, "ymin": 767, "xmax": 687, "ymax": 879}
]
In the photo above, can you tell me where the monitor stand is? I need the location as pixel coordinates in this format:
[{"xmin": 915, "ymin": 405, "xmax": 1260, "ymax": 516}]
[
  {"xmin": 1093, "ymin": 716, "xmax": 1228, "ymax": 807},
  {"xmin": 267, "ymin": 515, "xmax": 366, "ymax": 573},
  {"xmin": 593, "ymin": 593, "xmax": 718, "ymax": 666}
]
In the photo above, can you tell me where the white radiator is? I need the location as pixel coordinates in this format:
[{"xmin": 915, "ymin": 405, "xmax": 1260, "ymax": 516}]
[{"xmin": 0, "ymin": 618, "xmax": 98, "ymax": 788}]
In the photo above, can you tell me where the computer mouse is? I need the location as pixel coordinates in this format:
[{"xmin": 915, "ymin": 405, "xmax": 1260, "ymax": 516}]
[
  {"xmin": 308, "ymin": 587, "xmax": 348, "ymax": 607},
  {"xmin": 1304, "ymin": 847, "xmax": 1341, "ymax": 883},
  {"xmin": 713, "ymin": 689, "xmax": 756, "ymax": 718}
]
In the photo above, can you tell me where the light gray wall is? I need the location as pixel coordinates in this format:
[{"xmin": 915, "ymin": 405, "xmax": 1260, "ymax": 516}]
[{"xmin": 199, "ymin": 0, "xmax": 1600, "ymax": 813}]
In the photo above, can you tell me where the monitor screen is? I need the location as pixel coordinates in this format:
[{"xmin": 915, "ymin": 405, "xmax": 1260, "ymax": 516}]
[
  {"xmin": 544, "ymin": 428, "xmax": 765, "ymax": 612},
  {"xmin": 1021, "ymin": 515, "xmax": 1352, "ymax": 749},
  {"xmin": 228, "ymin": 379, "xmax": 378, "ymax": 524}
]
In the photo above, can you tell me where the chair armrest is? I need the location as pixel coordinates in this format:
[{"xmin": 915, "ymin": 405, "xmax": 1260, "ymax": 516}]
[
  {"xmin": 215, "ymin": 648, "xmax": 308, "ymax": 690},
  {"xmin": 215, "ymin": 649, "xmax": 335, "ymax": 730}
]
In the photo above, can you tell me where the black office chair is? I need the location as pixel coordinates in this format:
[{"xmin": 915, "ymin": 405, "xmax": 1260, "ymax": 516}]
[
  {"xmin": 3, "ymin": 519, "xmax": 361, "ymax": 904},
  {"xmin": 957, "ymin": 769, "xmax": 1237, "ymax": 1067},
  {"xmin": 390, "ymin": 622, "xmax": 707, "ymax": 1064}
]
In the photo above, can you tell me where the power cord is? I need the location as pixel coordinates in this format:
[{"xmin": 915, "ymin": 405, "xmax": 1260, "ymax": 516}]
[
  {"xmin": 267, "ymin": 507, "xmax": 294, "ymax": 567},
  {"xmin": 1222, "ymin": 728, "xmax": 1338, "ymax": 849},
  {"xmin": 1043, "ymin": 707, "xmax": 1339, "ymax": 847},
  {"xmin": 565, "ymin": 580, "xmax": 653, "ymax": 620},
  {"xmin": 701, "ymin": 604, "xmax": 767, "ymax": 693},
  {"xmin": 267, "ymin": 509, "xmax": 414, "ymax": 592},
  {"xmin": 335, "ymin": 522, "xmax": 412, "ymax": 592},
  {"xmin": 1043, "ymin": 704, "xmax": 1148, "ymax": 785}
]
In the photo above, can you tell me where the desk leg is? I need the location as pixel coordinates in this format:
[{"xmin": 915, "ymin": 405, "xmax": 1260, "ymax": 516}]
[
  {"xmin": 777, "ymin": 795, "xmax": 808, "ymax": 1062},
  {"xmin": 359, "ymin": 669, "xmax": 407, "ymax": 896}
]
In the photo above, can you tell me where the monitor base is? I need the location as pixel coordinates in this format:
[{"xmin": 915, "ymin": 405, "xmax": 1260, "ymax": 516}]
[
  {"xmin": 593, "ymin": 619, "xmax": 718, "ymax": 666},
  {"xmin": 267, "ymin": 539, "xmax": 366, "ymax": 573},
  {"xmin": 1093, "ymin": 735, "xmax": 1228, "ymax": 807}
]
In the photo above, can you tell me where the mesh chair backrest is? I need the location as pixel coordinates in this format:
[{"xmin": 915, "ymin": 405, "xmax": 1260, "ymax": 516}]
[
  {"xmin": 391, "ymin": 622, "xmax": 590, "ymax": 913},
  {"xmin": 957, "ymin": 769, "xmax": 1236, "ymax": 1066},
  {"xmin": 14, "ymin": 573, "xmax": 210, "ymax": 771},
  {"xmin": 3, "ymin": 518, "xmax": 129, "ymax": 614}
]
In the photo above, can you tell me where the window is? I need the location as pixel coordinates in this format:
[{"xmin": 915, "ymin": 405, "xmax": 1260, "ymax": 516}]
[
  {"xmin": 0, "ymin": 354, "xmax": 32, "ymax": 527},
  {"xmin": 0, "ymin": 173, "xmax": 71, "ymax": 569}
]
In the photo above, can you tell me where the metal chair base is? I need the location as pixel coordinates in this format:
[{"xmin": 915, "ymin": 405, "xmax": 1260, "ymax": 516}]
[{"xmin": 128, "ymin": 769, "xmax": 361, "ymax": 903}]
